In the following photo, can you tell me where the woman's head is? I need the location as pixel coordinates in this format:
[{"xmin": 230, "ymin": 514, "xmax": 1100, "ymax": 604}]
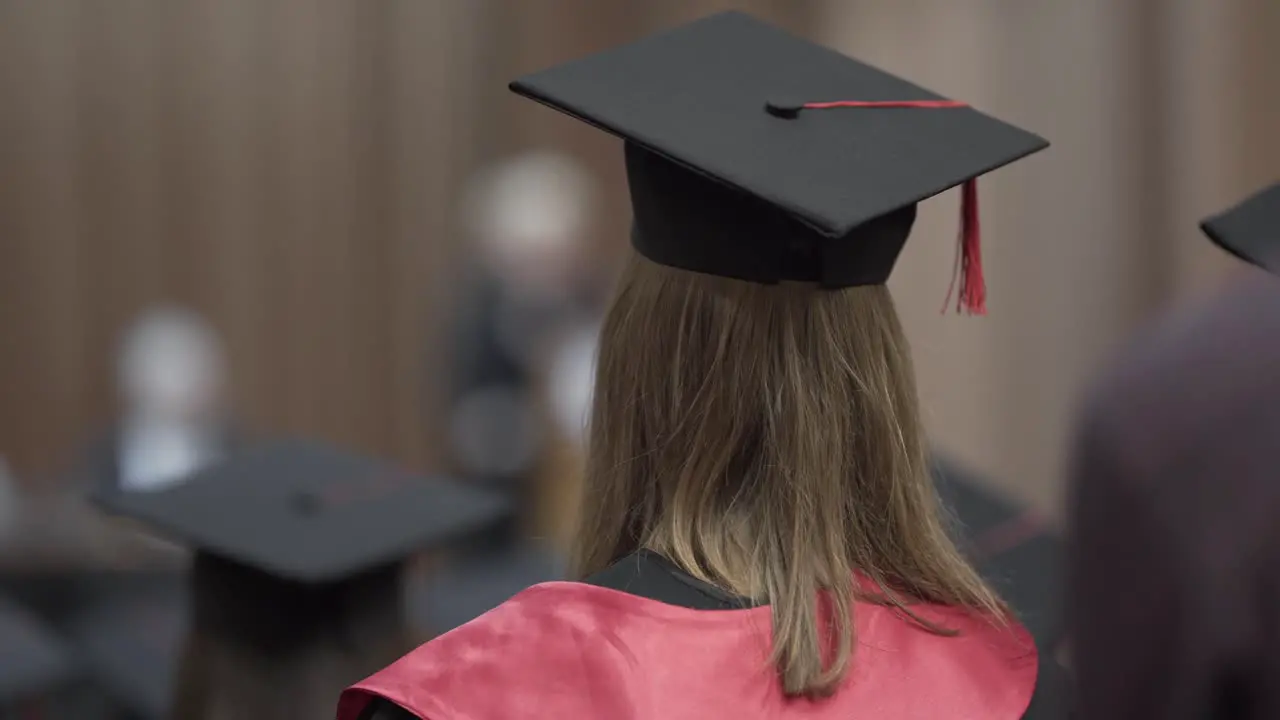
[{"xmin": 573, "ymin": 253, "xmax": 1003, "ymax": 697}]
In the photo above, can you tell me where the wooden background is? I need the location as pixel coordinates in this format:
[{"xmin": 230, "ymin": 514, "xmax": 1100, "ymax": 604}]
[
  {"xmin": 1, "ymin": 1, "xmax": 1276, "ymax": 515},
  {"xmin": 0, "ymin": 0, "xmax": 810, "ymax": 487}
]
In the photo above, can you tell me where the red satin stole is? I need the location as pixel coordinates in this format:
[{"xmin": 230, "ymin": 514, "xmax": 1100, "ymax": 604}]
[{"xmin": 337, "ymin": 581, "xmax": 1037, "ymax": 720}]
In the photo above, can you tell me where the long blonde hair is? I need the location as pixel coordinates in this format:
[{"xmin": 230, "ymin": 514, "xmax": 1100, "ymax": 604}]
[{"xmin": 573, "ymin": 253, "xmax": 1006, "ymax": 698}]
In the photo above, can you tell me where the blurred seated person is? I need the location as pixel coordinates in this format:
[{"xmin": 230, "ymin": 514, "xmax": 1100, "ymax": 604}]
[
  {"xmin": 91, "ymin": 440, "xmax": 508, "ymax": 720},
  {"xmin": 0, "ymin": 593, "xmax": 80, "ymax": 718},
  {"xmin": 86, "ymin": 305, "xmax": 236, "ymax": 495},
  {"xmin": 449, "ymin": 150, "xmax": 602, "ymax": 547},
  {"xmin": 1069, "ymin": 182, "xmax": 1280, "ymax": 719},
  {"xmin": 170, "ymin": 557, "xmax": 412, "ymax": 720}
]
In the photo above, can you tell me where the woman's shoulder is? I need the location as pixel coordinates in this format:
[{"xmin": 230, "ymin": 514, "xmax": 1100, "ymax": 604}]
[
  {"xmin": 901, "ymin": 600, "xmax": 1039, "ymax": 661},
  {"xmin": 338, "ymin": 582, "xmax": 1040, "ymax": 720},
  {"xmin": 845, "ymin": 599, "xmax": 1040, "ymax": 716},
  {"xmin": 335, "ymin": 582, "xmax": 645, "ymax": 720}
]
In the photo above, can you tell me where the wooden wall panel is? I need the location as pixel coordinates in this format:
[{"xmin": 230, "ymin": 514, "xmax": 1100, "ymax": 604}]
[
  {"xmin": 0, "ymin": 0, "xmax": 481, "ymax": 484},
  {"xmin": 0, "ymin": 1, "xmax": 825, "ymax": 488},
  {"xmin": 0, "ymin": 2, "xmax": 90, "ymax": 486}
]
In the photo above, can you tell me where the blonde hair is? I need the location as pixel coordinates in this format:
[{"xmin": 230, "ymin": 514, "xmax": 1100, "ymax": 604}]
[{"xmin": 572, "ymin": 253, "xmax": 1006, "ymax": 697}]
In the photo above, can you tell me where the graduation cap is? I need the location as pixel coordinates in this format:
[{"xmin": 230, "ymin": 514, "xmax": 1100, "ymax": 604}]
[
  {"xmin": 510, "ymin": 11, "xmax": 1048, "ymax": 313},
  {"xmin": 1201, "ymin": 181, "xmax": 1280, "ymax": 272},
  {"xmin": 88, "ymin": 440, "xmax": 509, "ymax": 713},
  {"xmin": 0, "ymin": 594, "xmax": 78, "ymax": 711}
]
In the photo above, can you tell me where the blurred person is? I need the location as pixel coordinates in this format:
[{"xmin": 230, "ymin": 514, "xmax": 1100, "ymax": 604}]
[
  {"xmin": 1069, "ymin": 181, "xmax": 1280, "ymax": 719},
  {"xmin": 90, "ymin": 440, "xmax": 507, "ymax": 720},
  {"xmin": 168, "ymin": 559, "xmax": 411, "ymax": 720},
  {"xmin": 89, "ymin": 305, "xmax": 234, "ymax": 494},
  {"xmin": 1, "ymin": 308, "xmax": 233, "ymax": 719},
  {"xmin": 0, "ymin": 593, "xmax": 79, "ymax": 719},
  {"xmin": 449, "ymin": 150, "xmax": 602, "ymax": 548},
  {"xmin": 409, "ymin": 153, "xmax": 601, "ymax": 636},
  {"xmin": 340, "ymin": 13, "xmax": 1056, "ymax": 720}
]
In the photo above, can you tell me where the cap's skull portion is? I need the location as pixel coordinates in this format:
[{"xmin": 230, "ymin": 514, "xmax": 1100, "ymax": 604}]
[
  {"xmin": 117, "ymin": 306, "xmax": 227, "ymax": 424},
  {"xmin": 463, "ymin": 151, "xmax": 596, "ymax": 295}
]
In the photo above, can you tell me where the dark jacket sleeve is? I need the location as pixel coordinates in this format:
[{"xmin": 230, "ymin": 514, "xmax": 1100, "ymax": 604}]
[
  {"xmin": 1066, "ymin": 400, "xmax": 1202, "ymax": 719},
  {"xmin": 355, "ymin": 698, "xmax": 422, "ymax": 720}
]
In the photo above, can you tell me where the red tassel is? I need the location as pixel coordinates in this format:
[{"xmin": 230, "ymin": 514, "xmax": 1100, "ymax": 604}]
[
  {"xmin": 943, "ymin": 179, "xmax": 986, "ymax": 315},
  {"xmin": 960, "ymin": 179, "xmax": 986, "ymax": 314},
  {"xmin": 782, "ymin": 99, "xmax": 987, "ymax": 314}
]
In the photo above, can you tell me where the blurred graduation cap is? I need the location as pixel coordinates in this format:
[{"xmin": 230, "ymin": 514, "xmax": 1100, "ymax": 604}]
[
  {"xmin": 932, "ymin": 458, "xmax": 1064, "ymax": 654},
  {"xmin": 0, "ymin": 594, "xmax": 78, "ymax": 712},
  {"xmin": 510, "ymin": 10, "xmax": 1047, "ymax": 312},
  {"xmin": 86, "ymin": 440, "xmax": 510, "ymax": 718},
  {"xmin": 1201, "ymin": 181, "xmax": 1280, "ymax": 272}
]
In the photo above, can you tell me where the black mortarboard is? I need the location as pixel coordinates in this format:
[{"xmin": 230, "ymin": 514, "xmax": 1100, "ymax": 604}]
[
  {"xmin": 510, "ymin": 11, "xmax": 1048, "ymax": 313},
  {"xmin": 0, "ymin": 594, "xmax": 77, "ymax": 708},
  {"xmin": 91, "ymin": 440, "xmax": 510, "ymax": 659},
  {"xmin": 1201, "ymin": 182, "xmax": 1280, "ymax": 272}
]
